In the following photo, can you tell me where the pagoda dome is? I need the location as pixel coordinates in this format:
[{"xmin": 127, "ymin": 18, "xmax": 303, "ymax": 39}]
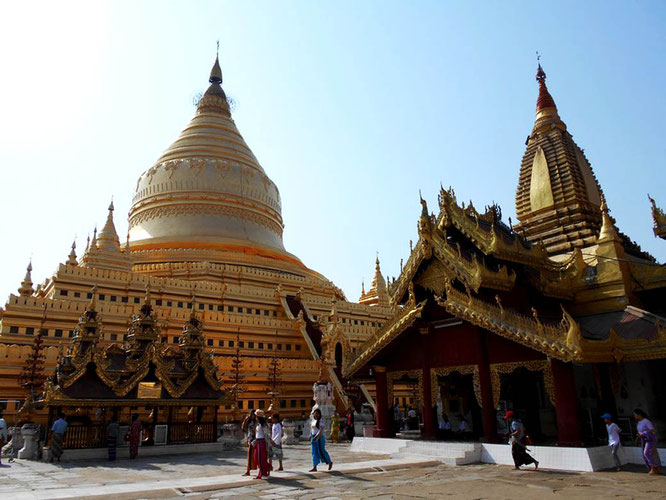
[{"xmin": 128, "ymin": 55, "xmax": 303, "ymax": 269}]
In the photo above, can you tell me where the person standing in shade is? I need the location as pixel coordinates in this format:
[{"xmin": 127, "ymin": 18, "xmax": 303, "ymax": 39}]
[
  {"xmin": 634, "ymin": 408, "xmax": 661, "ymax": 475},
  {"xmin": 309, "ymin": 408, "xmax": 333, "ymax": 472},
  {"xmin": 49, "ymin": 413, "xmax": 68, "ymax": 462},
  {"xmin": 504, "ymin": 411, "xmax": 538, "ymax": 470},
  {"xmin": 241, "ymin": 410, "xmax": 257, "ymax": 476},
  {"xmin": 253, "ymin": 410, "xmax": 272, "ymax": 479},
  {"xmin": 107, "ymin": 415, "xmax": 120, "ymax": 461},
  {"xmin": 345, "ymin": 408, "xmax": 355, "ymax": 442},
  {"xmin": 602, "ymin": 413, "xmax": 622, "ymax": 471},
  {"xmin": 128, "ymin": 413, "xmax": 142, "ymax": 459},
  {"xmin": 0, "ymin": 410, "xmax": 7, "ymax": 465}
]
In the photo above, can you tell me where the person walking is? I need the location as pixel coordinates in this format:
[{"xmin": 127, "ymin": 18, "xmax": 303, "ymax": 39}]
[
  {"xmin": 309, "ymin": 408, "xmax": 333, "ymax": 472},
  {"xmin": 128, "ymin": 413, "xmax": 142, "ymax": 459},
  {"xmin": 241, "ymin": 410, "xmax": 256, "ymax": 476},
  {"xmin": 253, "ymin": 410, "xmax": 272, "ymax": 479},
  {"xmin": 0, "ymin": 410, "xmax": 7, "ymax": 465},
  {"xmin": 107, "ymin": 416, "xmax": 120, "ymax": 461},
  {"xmin": 601, "ymin": 413, "xmax": 622, "ymax": 471},
  {"xmin": 504, "ymin": 411, "xmax": 538, "ymax": 470},
  {"xmin": 634, "ymin": 408, "xmax": 661, "ymax": 475},
  {"xmin": 49, "ymin": 412, "xmax": 68, "ymax": 462},
  {"xmin": 269, "ymin": 413, "xmax": 284, "ymax": 471}
]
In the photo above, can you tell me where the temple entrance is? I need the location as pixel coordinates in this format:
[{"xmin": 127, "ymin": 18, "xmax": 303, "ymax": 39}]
[
  {"xmin": 498, "ymin": 367, "xmax": 556, "ymax": 443},
  {"xmin": 435, "ymin": 371, "xmax": 481, "ymax": 440}
]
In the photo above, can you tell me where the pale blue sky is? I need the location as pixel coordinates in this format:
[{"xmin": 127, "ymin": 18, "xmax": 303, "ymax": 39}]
[{"xmin": 1, "ymin": 1, "xmax": 664, "ymax": 300}]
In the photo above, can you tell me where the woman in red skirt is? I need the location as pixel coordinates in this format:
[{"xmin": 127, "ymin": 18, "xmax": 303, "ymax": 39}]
[{"xmin": 253, "ymin": 410, "xmax": 273, "ymax": 479}]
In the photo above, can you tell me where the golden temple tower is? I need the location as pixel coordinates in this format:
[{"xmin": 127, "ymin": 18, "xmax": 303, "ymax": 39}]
[{"xmin": 514, "ymin": 64, "xmax": 605, "ymax": 256}]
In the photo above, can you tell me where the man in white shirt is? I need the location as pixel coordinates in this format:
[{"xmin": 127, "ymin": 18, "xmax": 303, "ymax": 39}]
[
  {"xmin": 270, "ymin": 414, "xmax": 284, "ymax": 471},
  {"xmin": 602, "ymin": 413, "xmax": 622, "ymax": 471}
]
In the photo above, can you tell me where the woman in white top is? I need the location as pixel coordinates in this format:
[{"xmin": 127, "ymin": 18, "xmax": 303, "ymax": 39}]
[
  {"xmin": 253, "ymin": 410, "xmax": 272, "ymax": 479},
  {"xmin": 309, "ymin": 408, "xmax": 333, "ymax": 472},
  {"xmin": 601, "ymin": 413, "xmax": 622, "ymax": 471},
  {"xmin": 634, "ymin": 408, "xmax": 661, "ymax": 475}
]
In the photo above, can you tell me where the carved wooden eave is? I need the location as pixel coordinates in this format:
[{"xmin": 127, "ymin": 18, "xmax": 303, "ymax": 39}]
[
  {"xmin": 649, "ymin": 195, "xmax": 666, "ymax": 240},
  {"xmin": 343, "ymin": 299, "xmax": 426, "ymax": 377},
  {"xmin": 437, "ymin": 281, "xmax": 581, "ymax": 362},
  {"xmin": 628, "ymin": 260, "xmax": 666, "ymax": 292}
]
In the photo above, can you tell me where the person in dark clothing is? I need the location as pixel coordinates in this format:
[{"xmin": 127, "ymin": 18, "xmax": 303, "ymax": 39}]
[
  {"xmin": 505, "ymin": 411, "xmax": 538, "ymax": 470},
  {"xmin": 345, "ymin": 408, "xmax": 355, "ymax": 441}
]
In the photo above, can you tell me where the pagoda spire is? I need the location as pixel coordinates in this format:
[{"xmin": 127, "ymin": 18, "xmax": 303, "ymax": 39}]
[
  {"xmin": 514, "ymin": 61, "xmax": 605, "ymax": 256},
  {"xmin": 359, "ymin": 254, "xmax": 389, "ymax": 306},
  {"xmin": 18, "ymin": 261, "xmax": 34, "ymax": 297},
  {"xmin": 597, "ymin": 200, "xmax": 620, "ymax": 243},
  {"xmin": 66, "ymin": 240, "xmax": 78, "ymax": 266},
  {"xmin": 197, "ymin": 45, "xmax": 229, "ymax": 115},
  {"xmin": 96, "ymin": 200, "xmax": 121, "ymax": 252},
  {"xmin": 209, "ymin": 41, "xmax": 223, "ymax": 85}
]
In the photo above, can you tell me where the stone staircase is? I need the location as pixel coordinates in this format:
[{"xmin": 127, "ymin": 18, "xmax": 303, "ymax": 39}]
[{"xmin": 393, "ymin": 440, "xmax": 482, "ymax": 466}]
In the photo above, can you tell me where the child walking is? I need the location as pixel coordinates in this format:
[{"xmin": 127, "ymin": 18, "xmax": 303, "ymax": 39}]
[{"xmin": 602, "ymin": 413, "xmax": 622, "ymax": 471}]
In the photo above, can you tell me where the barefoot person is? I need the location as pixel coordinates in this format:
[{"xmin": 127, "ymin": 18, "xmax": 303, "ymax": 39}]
[
  {"xmin": 253, "ymin": 410, "xmax": 272, "ymax": 479},
  {"xmin": 602, "ymin": 413, "xmax": 622, "ymax": 471},
  {"xmin": 128, "ymin": 413, "xmax": 142, "ymax": 459},
  {"xmin": 309, "ymin": 408, "xmax": 333, "ymax": 472},
  {"xmin": 634, "ymin": 408, "xmax": 661, "ymax": 475},
  {"xmin": 269, "ymin": 413, "xmax": 284, "ymax": 471},
  {"xmin": 241, "ymin": 410, "xmax": 257, "ymax": 476},
  {"xmin": 504, "ymin": 411, "xmax": 538, "ymax": 471}
]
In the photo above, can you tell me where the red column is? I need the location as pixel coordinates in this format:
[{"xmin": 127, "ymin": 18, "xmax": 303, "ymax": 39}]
[
  {"xmin": 374, "ymin": 366, "xmax": 391, "ymax": 438},
  {"xmin": 551, "ymin": 359, "xmax": 582, "ymax": 446},
  {"xmin": 476, "ymin": 329, "xmax": 496, "ymax": 442},
  {"xmin": 421, "ymin": 329, "xmax": 436, "ymax": 439}
]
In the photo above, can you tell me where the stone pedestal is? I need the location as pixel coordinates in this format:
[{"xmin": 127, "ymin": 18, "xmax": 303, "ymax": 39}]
[
  {"xmin": 311, "ymin": 381, "xmax": 335, "ymax": 438},
  {"xmin": 281, "ymin": 419, "xmax": 299, "ymax": 445},
  {"xmin": 219, "ymin": 423, "xmax": 243, "ymax": 448},
  {"xmin": 18, "ymin": 423, "xmax": 41, "ymax": 460}
]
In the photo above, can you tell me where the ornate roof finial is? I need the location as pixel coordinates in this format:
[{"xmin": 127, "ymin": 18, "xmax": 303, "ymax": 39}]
[
  {"xmin": 209, "ymin": 42, "xmax": 223, "ymax": 85},
  {"xmin": 190, "ymin": 294, "xmax": 198, "ymax": 318},
  {"xmin": 535, "ymin": 57, "xmax": 557, "ymax": 112},
  {"xmin": 18, "ymin": 260, "xmax": 34, "ymax": 296},
  {"xmin": 598, "ymin": 200, "xmax": 620, "ymax": 242},
  {"xmin": 648, "ymin": 194, "xmax": 666, "ymax": 239},
  {"xmin": 88, "ymin": 285, "xmax": 98, "ymax": 311},
  {"xmin": 66, "ymin": 239, "xmax": 78, "ymax": 266},
  {"xmin": 144, "ymin": 284, "xmax": 152, "ymax": 306}
]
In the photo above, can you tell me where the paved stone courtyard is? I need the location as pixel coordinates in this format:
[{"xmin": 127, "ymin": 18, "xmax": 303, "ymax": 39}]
[{"xmin": 0, "ymin": 442, "xmax": 664, "ymax": 499}]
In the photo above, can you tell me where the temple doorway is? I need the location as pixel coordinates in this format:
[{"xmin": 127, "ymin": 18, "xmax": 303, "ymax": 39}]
[
  {"xmin": 498, "ymin": 367, "xmax": 556, "ymax": 443},
  {"xmin": 435, "ymin": 371, "xmax": 481, "ymax": 440}
]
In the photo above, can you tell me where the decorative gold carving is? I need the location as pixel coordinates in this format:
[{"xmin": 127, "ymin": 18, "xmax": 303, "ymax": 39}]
[
  {"xmin": 387, "ymin": 369, "xmax": 422, "ymax": 408},
  {"xmin": 649, "ymin": 194, "xmax": 666, "ymax": 239},
  {"xmin": 129, "ymin": 203, "xmax": 283, "ymax": 236},
  {"xmin": 490, "ymin": 360, "xmax": 555, "ymax": 409},
  {"xmin": 430, "ymin": 365, "xmax": 482, "ymax": 408},
  {"xmin": 438, "ymin": 280, "xmax": 580, "ymax": 362},
  {"xmin": 343, "ymin": 300, "xmax": 426, "ymax": 377}
]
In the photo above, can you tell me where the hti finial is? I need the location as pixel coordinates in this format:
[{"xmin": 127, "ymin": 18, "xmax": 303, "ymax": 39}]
[
  {"xmin": 217, "ymin": 40, "xmax": 219, "ymax": 56},
  {"xmin": 209, "ymin": 43, "xmax": 223, "ymax": 85}
]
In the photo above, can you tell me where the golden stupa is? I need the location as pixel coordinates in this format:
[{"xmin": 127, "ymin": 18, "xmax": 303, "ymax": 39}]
[{"xmin": 0, "ymin": 53, "xmax": 392, "ymax": 424}]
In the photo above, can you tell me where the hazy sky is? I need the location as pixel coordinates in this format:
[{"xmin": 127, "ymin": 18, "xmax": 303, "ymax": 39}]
[{"xmin": 1, "ymin": 1, "xmax": 664, "ymax": 300}]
